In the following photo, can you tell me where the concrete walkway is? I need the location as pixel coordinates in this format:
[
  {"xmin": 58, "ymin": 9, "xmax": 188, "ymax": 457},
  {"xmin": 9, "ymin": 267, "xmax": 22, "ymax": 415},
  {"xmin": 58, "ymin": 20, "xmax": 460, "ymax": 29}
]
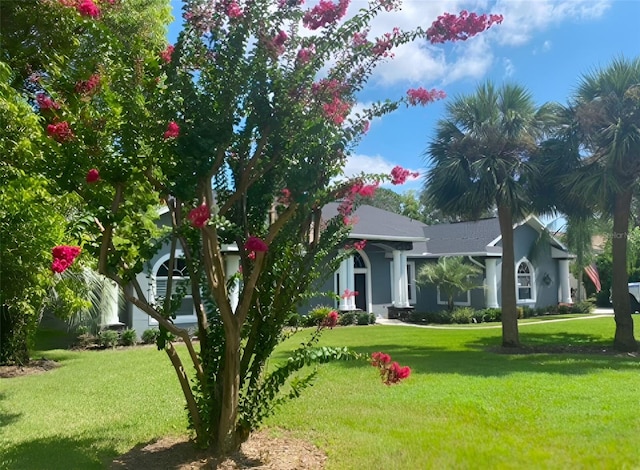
[{"xmin": 376, "ymin": 309, "xmax": 614, "ymax": 330}]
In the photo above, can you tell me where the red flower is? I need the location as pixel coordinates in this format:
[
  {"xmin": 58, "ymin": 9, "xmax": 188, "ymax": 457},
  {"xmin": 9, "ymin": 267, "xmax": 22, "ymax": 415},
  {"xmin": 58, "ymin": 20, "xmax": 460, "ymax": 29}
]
[
  {"xmin": 188, "ymin": 204, "xmax": 210, "ymax": 228},
  {"xmin": 371, "ymin": 352, "xmax": 391, "ymax": 366},
  {"xmin": 247, "ymin": 251, "xmax": 256, "ymax": 260},
  {"xmin": 47, "ymin": 121, "xmax": 74, "ymax": 142},
  {"xmin": 303, "ymin": 0, "xmax": 350, "ymax": 30},
  {"xmin": 390, "ymin": 166, "xmax": 419, "ymax": 185},
  {"xmin": 77, "ymin": 0, "xmax": 100, "ymax": 17},
  {"xmin": 164, "ymin": 121, "xmax": 180, "ymax": 139},
  {"xmin": 36, "ymin": 93, "xmax": 60, "ymax": 110},
  {"xmin": 160, "ymin": 44, "xmax": 175, "ymax": 63},
  {"xmin": 371, "ymin": 352, "xmax": 411, "ymax": 385},
  {"xmin": 75, "ymin": 74, "xmax": 101, "ymax": 94},
  {"xmin": 278, "ymin": 188, "xmax": 291, "ymax": 204},
  {"xmin": 427, "ymin": 10, "xmax": 503, "ymax": 44},
  {"xmin": 86, "ymin": 168, "xmax": 100, "ymax": 183},
  {"xmin": 51, "ymin": 245, "xmax": 81, "ymax": 273},
  {"xmin": 323, "ymin": 310, "xmax": 339, "ymax": 328},
  {"xmin": 244, "ymin": 236, "xmax": 268, "ymax": 252},
  {"xmin": 227, "ymin": 1, "xmax": 243, "ymax": 18},
  {"xmin": 406, "ymin": 87, "xmax": 446, "ymax": 106}
]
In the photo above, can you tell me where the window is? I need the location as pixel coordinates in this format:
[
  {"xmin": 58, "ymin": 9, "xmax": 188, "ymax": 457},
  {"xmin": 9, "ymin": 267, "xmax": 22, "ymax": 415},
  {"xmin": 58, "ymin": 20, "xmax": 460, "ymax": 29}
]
[
  {"xmin": 516, "ymin": 259, "xmax": 535, "ymax": 302},
  {"xmin": 152, "ymin": 257, "xmax": 195, "ymax": 320},
  {"xmin": 436, "ymin": 287, "xmax": 471, "ymax": 306}
]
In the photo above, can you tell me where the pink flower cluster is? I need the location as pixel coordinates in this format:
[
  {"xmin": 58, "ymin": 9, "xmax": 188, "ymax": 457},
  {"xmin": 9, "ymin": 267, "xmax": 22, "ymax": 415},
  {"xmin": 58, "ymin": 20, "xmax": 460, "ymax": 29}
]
[
  {"xmin": 406, "ymin": 87, "xmax": 446, "ymax": 106},
  {"xmin": 371, "ymin": 352, "xmax": 411, "ymax": 385},
  {"xmin": 296, "ymin": 45, "xmax": 316, "ymax": 65},
  {"xmin": 302, "ymin": 0, "xmax": 350, "ymax": 30},
  {"xmin": 36, "ymin": 93, "xmax": 60, "ymax": 110},
  {"xmin": 164, "ymin": 121, "xmax": 180, "ymax": 139},
  {"xmin": 341, "ymin": 289, "xmax": 358, "ymax": 299},
  {"xmin": 322, "ymin": 310, "xmax": 339, "ymax": 328},
  {"xmin": 345, "ymin": 239, "xmax": 367, "ymax": 251},
  {"xmin": 77, "ymin": 0, "xmax": 100, "ymax": 17},
  {"xmin": 188, "ymin": 204, "xmax": 210, "ymax": 228},
  {"xmin": 372, "ymin": 28, "xmax": 400, "ymax": 58},
  {"xmin": 268, "ymin": 30, "xmax": 289, "ymax": 56},
  {"xmin": 86, "ymin": 168, "xmax": 100, "ymax": 183},
  {"xmin": 377, "ymin": 0, "xmax": 401, "ymax": 12},
  {"xmin": 352, "ymin": 31, "xmax": 368, "ymax": 47},
  {"xmin": 227, "ymin": 1, "xmax": 243, "ymax": 18},
  {"xmin": 244, "ymin": 236, "xmax": 268, "ymax": 253},
  {"xmin": 278, "ymin": 188, "xmax": 291, "ymax": 205},
  {"xmin": 426, "ymin": 10, "xmax": 503, "ymax": 44},
  {"xmin": 336, "ymin": 180, "xmax": 378, "ymax": 225},
  {"xmin": 390, "ymin": 166, "xmax": 419, "ymax": 185},
  {"xmin": 312, "ymin": 79, "xmax": 350, "ymax": 125},
  {"xmin": 75, "ymin": 73, "xmax": 101, "ymax": 94},
  {"xmin": 322, "ymin": 97, "xmax": 351, "ymax": 125},
  {"xmin": 51, "ymin": 245, "xmax": 81, "ymax": 273},
  {"xmin": 160, "ymin": 44, "xmax": 174, "ymax": 63},
  {"xmin": 47, "ymin": 121, "xmax": 74, "ymax": 142}
]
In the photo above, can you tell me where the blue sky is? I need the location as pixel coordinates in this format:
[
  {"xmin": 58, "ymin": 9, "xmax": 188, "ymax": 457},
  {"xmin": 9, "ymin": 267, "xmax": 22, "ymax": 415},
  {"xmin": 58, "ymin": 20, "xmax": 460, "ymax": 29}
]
[{"xmin": 167, "ymin": 0, "xmax": 639, "ymax": 194}]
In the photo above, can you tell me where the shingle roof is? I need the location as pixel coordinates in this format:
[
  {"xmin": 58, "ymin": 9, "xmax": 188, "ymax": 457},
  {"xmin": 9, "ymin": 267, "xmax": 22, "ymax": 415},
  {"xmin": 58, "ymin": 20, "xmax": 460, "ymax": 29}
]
[
  {"xmin": 323, "ymin": 203, "xmax": 428, "ymax": 241},
  {"xmin": 423, "ymin": 218, "xmax": 502, "ymax": 255}
]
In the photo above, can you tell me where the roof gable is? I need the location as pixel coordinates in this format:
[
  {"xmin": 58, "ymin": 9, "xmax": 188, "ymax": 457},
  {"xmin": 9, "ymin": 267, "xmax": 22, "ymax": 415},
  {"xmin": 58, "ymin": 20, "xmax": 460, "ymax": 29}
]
[{"xmin": 423, "ymin": 218, "xmax": 501, "ymax": 255}]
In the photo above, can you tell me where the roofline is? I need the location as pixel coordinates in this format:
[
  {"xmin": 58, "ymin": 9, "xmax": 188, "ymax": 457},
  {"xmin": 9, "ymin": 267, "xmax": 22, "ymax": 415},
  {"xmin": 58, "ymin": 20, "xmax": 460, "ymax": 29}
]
[
  {"xmin": 409, "ymin": 251, "xmax": 502, "ymax": 259},
  {"xmin": 349, "ymin": 233, "xmax": 428, "ymax": 242},
  {"xmin": 487, "ymin": 215, "xmax": 570, "ymax": 252}
]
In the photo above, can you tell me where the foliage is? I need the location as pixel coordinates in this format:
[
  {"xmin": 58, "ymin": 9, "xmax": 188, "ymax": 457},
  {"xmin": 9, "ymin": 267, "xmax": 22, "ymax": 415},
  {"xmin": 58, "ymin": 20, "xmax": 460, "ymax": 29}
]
[
  {"xmin": 450, "ymin": 307, "xmax": 475, "ymax": 324},
  {"xmin": 416, "ymin": 256, "xmax": 482, "ymax": 312},
  {"xmin": 120, "ymin": 329, "xmax": 138, "ymax": 346},
  {"xmin": 141, "ymin": 328, "xmax": 160, "ymax": 345},
  {"xmin": 356, "ymin": 312, "xmax": 371, "ymax": 325},
  {"xmin": 98, "ymin": 329, "xmax": 119, "ymax": 349},
  {"xmin": 407, "ymin": 311, "xmax": 452, "ymax": 324},
  {"xmin": 338, "ymin": 311, "xmax": 356, "ymax": 326},
  {"xmin": 304, "ymin": 306, "xmax": 335, "ymax": 328},
  {"xmin": 3, "ymin": 0, "xmax": 502, "ymax": 455}
]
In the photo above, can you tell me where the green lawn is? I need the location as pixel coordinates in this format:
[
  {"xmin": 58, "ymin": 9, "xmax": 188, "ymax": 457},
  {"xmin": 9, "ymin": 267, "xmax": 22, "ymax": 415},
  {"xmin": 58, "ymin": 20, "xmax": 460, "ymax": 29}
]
[{"xmin": 2, "ymin": 318, "xmax": 640, "ymax": 469}]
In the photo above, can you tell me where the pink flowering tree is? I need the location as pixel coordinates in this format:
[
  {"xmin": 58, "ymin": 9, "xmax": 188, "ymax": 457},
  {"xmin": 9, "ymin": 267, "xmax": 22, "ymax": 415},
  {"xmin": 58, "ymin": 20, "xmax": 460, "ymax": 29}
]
[{"xmin": 4, "ymin": 0, "xmax": 501, "ymax": 455}]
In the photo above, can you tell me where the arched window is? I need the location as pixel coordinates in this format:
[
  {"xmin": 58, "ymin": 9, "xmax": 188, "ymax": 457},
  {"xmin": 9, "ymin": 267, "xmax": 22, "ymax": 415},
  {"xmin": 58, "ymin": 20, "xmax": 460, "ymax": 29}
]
[
  {"xmin": 154, "ymin": 257, "xmax": 194, "ymax": 318},
  {"xmin": 516, "ymin": 259, "xmax": 535, "ymax": 302}
]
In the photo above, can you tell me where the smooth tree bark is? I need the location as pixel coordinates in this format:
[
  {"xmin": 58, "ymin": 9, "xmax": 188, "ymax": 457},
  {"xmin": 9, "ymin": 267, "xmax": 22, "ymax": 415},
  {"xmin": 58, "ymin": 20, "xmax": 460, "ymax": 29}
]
[{"xmin": 497, "ymin": 204, "xmax": 520, "ymax": 347}]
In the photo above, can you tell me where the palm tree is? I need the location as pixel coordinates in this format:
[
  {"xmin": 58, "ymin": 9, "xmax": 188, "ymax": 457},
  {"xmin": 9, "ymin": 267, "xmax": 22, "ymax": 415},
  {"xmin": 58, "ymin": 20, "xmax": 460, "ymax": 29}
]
[
  {"xmin": 416, "ymin": 257, "xmax": 482, "ymax": 312},
  {"xmin": 567, "ymin": 57, "xmax": 640, "ymax": 351},
  {"xmin": 424, "ymin": 82, "xmax": 550, "ymax": 347}
]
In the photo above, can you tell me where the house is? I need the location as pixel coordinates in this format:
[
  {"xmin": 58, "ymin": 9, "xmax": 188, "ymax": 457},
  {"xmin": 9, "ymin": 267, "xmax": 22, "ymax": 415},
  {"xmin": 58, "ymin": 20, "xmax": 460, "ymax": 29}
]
[{"xmin": 123, "ymin": 204, "xmax": 574, "ymax": 335}]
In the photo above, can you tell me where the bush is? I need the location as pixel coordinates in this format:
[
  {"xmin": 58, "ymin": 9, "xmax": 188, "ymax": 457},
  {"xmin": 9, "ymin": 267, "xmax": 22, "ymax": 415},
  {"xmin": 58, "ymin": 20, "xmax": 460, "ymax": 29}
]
[
  {"xmin": 76, "ymin": 332, "xmax": 96, "ymax": 348},
  {"xmin": 356, "ymin": 312, "xmax": 370, "ymax": 325},
  {"xmin": 481, "ymin": 308, "xmax": 501, "ymax": 323},
  {"xmin": 120, "ymin": 329, "xmax": 137, "ymax": 346},
  {"xmin": 407, "ymin": 311, "xmax": 451, "ymax": 324},
  {"xmin": 98, "ymin": 329, "xmax": 119, "ymax": 348},
  {"xmin": 369, "ymin": 313, "xmax": 376, "ymax": 324},
  {"xmin": 571, "ymin": 300, "xmax": 594, "ymax": 314},
  {"xmin": 451, "ymin": 307, "xmax": 474, "ymax": 324},
  {"xmin": 304, "ymin": 306, "xmax": 334, "ymax": 327},
  {"xmin": 339, "ymin": 312, "xmax": 355, "ymax": 326},
  {"xmin": 286, "ymin": 313, "xmax": 302, "ymax": 327},
  {"xmin": 141, "ymin": 328, "xmax": 160, "ymax": 344}
]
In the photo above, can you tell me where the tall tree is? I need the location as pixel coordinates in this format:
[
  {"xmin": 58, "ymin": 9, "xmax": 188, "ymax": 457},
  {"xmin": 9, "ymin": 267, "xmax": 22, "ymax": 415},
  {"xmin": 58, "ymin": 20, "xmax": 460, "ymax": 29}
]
[
  {"xmin": 424, "ymin": 82, "xmax": 550, "ymax": 347},
  {"xmin": 568, "ymin": 57, "xmax": 640, "ymax": 351}
]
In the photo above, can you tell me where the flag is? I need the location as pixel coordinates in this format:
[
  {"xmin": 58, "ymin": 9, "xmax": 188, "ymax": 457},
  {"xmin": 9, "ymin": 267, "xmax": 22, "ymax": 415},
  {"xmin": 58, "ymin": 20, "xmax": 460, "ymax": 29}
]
[{"xmin": 584, "ymin": 263, "xmax": 601, "ymax": 292}]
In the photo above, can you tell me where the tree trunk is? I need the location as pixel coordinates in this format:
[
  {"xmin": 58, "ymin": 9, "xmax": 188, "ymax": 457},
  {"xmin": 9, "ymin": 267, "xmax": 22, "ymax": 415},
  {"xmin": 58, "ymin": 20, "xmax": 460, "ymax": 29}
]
[
  {"xmin": 497, "ymin": 205, "xmax": 520, "ymax": 347},
  {"xmin": 611, "ymin": 190, "xmax": 637, "ymax": 352},
  {"xmin": 215, "ymin": 326, "xmax": 242, "ymax": 454}
]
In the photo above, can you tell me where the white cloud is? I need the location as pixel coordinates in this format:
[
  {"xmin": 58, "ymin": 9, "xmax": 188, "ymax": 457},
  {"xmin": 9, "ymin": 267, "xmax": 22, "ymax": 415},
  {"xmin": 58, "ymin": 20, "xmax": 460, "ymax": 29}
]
[
  {"xmin": 341, "ymin": 153, "xmax": 422, "ymax": 188},
  {"xmin": 503, "ymin": 57, "xmax": 515, "ymax": 77}
]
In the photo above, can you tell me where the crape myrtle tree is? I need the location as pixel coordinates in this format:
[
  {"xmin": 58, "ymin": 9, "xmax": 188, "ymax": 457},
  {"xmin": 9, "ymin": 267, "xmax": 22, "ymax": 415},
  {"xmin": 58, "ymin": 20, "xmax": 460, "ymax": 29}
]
[
  {"xmin": 424, "ymin": 82, "xmax": 552, "ymax": 347},
  {"xmin": 19, "ymin": 0, "xmax": 501, "ymax": 454}
]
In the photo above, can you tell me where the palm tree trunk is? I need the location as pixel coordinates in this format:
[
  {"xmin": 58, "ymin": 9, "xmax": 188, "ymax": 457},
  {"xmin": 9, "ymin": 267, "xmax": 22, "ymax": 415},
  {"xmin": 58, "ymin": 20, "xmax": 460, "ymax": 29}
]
[
  {"xmin": 497, "ymin": 205, "xmax": 520, "ymax": 347},
  {"xmin": 611, "ymin": 190, "xmax": 637, "ymax": 352}
]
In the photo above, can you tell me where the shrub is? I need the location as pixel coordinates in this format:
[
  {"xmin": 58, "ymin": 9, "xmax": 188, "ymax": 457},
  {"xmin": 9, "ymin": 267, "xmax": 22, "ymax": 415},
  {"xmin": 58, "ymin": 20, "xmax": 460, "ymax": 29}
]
[
  {"xmin": 571, "ymin": 300, "xmax": 594, "ymax": 314},
  {"xmin": 407, "ymin": 311, "xmax": 451, "ymax": 324},
  {"xmin": 98, "ymin": 329, "xmax": 119, "ymax": 348},
  {"xmin": 481, "ymin": 308, "xmax": 501, "ymax": 323},
  {"xmin": 339, "ymin": 312, "xmax": 355, "ymax": 326},
  {"xmin": 369, "ymin": 313, "xmax": 376, "ymax": 324},
  {"xmin": 76, "ymin": 332, "xmax": 96, "ymax": 348},
  {"xmin": 304, "ymin": 306, "xmax": 334, "ymax": 327},
  {"xmin": 557, "ymin": 304, "xmax": 572, "ymax": 314},
  {"xmin": 286, "ymin": 313, "xmax": 302, "ymax": 327},
  {"xmin": 141, "ymin": 328, "xmax": 160, "ymax": 344},
  {"xmin": 356, "ymin": 312, "xmax": 370, "ymax": 325},
  {"xmin": 120, "ymin": 329, "xmax": 137, "ymax": 346},
  {"xmin": 451, "ymin": 307, "xmax": 474, "ymax": 324},
  {"xmin": 521, "ymin": 306, "xmax": 535, "ymax": 318}
]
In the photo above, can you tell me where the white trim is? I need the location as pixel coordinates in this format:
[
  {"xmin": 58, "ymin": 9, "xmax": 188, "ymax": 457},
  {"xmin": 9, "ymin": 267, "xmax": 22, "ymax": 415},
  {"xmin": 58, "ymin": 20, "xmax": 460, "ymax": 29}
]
[
  {"xmin": 436, "ymin": 286, "xmax": 472, "ymax": 307},
  {"xmin": 149, "ymin": 250, "xmax": 197, "ymax": 325},
  {"xmin": 390, "ymin": 261, "xmax": 417, "ymax": 305},
  {"xmin": 333, "ymin": 250, "xmax": 372, "ymax": 312},
  {"xmin": 516, "ymin": 257, "xmax": 536, "ymax": 304}
]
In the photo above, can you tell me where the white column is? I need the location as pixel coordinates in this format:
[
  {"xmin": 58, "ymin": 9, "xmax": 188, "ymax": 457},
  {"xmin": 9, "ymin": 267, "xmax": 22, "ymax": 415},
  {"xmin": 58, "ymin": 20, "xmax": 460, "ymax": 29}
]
[
  {"xmin": 338, "ymin": 258, "xmax": 349, "ymax": 311},
  {"xmin": 225, "ymin": 254, "xmax": 241, "ymax": 313},
  {"xmin": 485, "ymin": 258, "xmax": 499, "ymax": 308},
  {"xmin": 399, "ymin": 251, "xmax": 410, "ymax": 307},
  {"xmin": 346, "ymin": 255, "xmax": 356, "ymax": 310},
  {"xmin": 392, "ymin": 250, "xmax": 402, "ymax": 307},
  {"xmin": 559, "ymin": 259, "xmax": 572, "ymax": 304}
]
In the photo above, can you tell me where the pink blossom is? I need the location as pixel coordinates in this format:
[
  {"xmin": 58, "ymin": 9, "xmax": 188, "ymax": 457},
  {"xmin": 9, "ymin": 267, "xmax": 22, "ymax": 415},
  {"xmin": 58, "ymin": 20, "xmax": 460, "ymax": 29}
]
[
  {"xmin": 278, "ymin": 188, "xmax": 291, "ymax": 204},
  {"xmin": 160, "ymin": 44, "xmax": 175, "ymax": 63},
  {"xmin": 372, "ymin": 29, "xmax": 400, "ymax": 57},
  {"xmin": 245, "ymin": 236, "xmax": 268, "ymax": 252},
  {"xmin": 390, "ymin": 165, "xmax": 419, "ymax": 185},
  {"xmin": 51, "ymin": 245, "xmax": 81, "ymax": 273},
  {"xmin": 77, "ymin": 0, "xmax": 100, "ymax": 17},
  {"xmin": 268, "ymin": 30, "xmax": 288, "ymax": 56},
  {"xmin": 352, "ymin": 31, "xmax": 368, "ymax": 47},
  {"xmin": 341, "ymin": 289, "xmax": 358, "ymax": 299},
  {"xmin": 164, "ymin": 121, "xmax": 180, "ymax": 139},
  {"xmin": 377, "ymin": 0, "xmax": 400, "ymax": 12},
  {"xmin": 36, "ymin": 93, "xmax": 60, "ymax": 110},
  {"xmin": 406, "ymin": 87, "xmax": 446, "ymax": 106},
  {"xmin": 47, "ymin": 121, "xmax": 74, "ymax": 142},
  {"xmin": 427, "ymin": 10, "xmax": 503, "ymax": 44},
  {"xmin": 323, "ymin": 310, "xmax": 339, "ymax": 328},
  {"xmin": 353, "ymin": 240, "xmax": 367, "ymax": 251},
  {"xmin": 322, "ymin": 96, "xmax": 351, "ymax": 125},
  {"xmin": 371, "ymin": 352, "xmax": 391, "ymax": 366},
  {"xmin": 188, "ymin": 204, "xmax": 210, "ymax": 228},
  {"xmin": 371, "ymin": 352, "xmax": 411, "ymax": 385},
  {"xmin": 362, "ymin": 120, "xmax": 370, "ymax": 134},
  {"xmin": 296, "ymin": 45, "xmax": 315, "ymax": 65},
  {"xmin": 227, "ymin": 1, "xmax": 243, "ymax": 18},
  {"xmin": 86, "ymin": 168, "xmax": 100, "ymax": 183},
  {"xmin": 247, "ymin": 251, "xmax": 256, "ymax": 260},
  {"xmin": 75, "ymin": 74, "xmax": 101, "ymax": 94},
  {"xmin": 303, "ymin": 0, "xmax": 350, "ymax": 30}
]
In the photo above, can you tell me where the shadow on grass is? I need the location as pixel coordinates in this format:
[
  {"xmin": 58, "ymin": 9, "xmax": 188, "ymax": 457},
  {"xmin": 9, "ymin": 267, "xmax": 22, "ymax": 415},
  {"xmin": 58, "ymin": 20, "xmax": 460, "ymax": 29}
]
[{"xmin": 0, "ymin": 392, "xmax": 21, "ymax": 429}]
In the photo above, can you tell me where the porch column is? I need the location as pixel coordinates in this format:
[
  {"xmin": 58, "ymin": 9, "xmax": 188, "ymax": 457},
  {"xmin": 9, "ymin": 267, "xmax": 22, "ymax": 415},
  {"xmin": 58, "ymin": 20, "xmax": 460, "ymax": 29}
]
[
  {"xmin": 392, "ymin": 250, "xmax": 402, "ymax": 307},
  {"xmin": 559, "ymin": 259, "xmax": 572, "ymax": 304},
  {"xmin": 399, "ymin": 251, "xmax": 410, "ymax": 307},
  {"xmin": 225, "ymin": 253, "xmax": 241, "ymax": 313},
  {"xmin": 346, "ymin": 255, "xmax": 356, "ymax": 310},
  {"xmin": 485, "ymin": 258, "xmax": 499, "ymax": 308},
  {"xmin": 338, "ymin": 257, "xmax": 349, "ymax": 311}
]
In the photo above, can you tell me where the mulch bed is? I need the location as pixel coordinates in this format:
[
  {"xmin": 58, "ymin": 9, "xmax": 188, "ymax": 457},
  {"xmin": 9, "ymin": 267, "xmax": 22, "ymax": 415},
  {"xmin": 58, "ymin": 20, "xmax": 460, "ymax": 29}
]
[{"xmin": 0, "ymin": 358, "xmax": 61, "ymax": 378}]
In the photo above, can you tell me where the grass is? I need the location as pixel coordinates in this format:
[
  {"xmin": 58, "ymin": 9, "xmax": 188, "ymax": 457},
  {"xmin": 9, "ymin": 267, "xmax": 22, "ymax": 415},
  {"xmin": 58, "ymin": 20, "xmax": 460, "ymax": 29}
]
[{"xmin": 2, "ymin": 318, "xmax": 640, "ymax": 469}]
